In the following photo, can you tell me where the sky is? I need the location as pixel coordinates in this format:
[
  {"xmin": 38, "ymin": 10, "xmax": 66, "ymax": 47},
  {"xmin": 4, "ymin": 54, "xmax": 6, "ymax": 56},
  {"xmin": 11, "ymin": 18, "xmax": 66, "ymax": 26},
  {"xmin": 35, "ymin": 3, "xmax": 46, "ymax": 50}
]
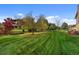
[{"xmin": 0, "ymin": 4, "xmax": 77, "ymax": 25}]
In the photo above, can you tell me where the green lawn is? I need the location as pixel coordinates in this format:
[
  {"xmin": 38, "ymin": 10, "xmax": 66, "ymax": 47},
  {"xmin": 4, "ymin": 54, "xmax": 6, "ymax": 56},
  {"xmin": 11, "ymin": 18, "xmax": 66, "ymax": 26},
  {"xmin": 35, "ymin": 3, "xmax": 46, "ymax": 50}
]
[{"xmin": 0, "ymin": 31, "xmax": 79, "ymax": 55}]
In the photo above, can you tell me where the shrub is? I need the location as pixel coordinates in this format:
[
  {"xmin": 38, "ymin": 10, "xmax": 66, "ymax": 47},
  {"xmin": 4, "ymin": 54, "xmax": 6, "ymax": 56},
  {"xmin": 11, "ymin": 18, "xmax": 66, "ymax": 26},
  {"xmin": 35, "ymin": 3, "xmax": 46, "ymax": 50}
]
[
  {"xmin": 48, "ymin": 23, "xmax": 57, "ymax": 31},
  {"xmin": 68, "ymin": 29, "xmax": 79, "ymax": 35}
]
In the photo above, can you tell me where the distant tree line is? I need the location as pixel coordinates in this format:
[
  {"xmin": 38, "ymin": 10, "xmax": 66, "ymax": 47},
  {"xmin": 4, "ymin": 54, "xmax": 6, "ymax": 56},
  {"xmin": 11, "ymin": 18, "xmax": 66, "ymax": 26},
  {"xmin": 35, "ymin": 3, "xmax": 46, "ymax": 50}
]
[{"xmin": 0, "ymin": 14, "xmax": 69, "ymax": 35}]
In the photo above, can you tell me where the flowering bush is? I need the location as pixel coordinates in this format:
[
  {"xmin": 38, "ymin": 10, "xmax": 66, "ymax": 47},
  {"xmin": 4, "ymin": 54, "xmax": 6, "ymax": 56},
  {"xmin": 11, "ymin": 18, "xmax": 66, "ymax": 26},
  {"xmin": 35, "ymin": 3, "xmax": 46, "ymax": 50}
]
[{"xmin": 3, "ymin": 18, "xmax": 14, "ymax": 34}]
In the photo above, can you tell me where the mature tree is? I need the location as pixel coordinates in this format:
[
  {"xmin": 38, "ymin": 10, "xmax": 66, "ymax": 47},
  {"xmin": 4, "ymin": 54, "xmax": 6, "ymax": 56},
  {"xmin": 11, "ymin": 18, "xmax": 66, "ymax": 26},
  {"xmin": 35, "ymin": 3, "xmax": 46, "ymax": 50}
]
[
  {"xmin": 61, "ymin": 22, "xmax": 68, "ymax": 30},
  {"xmin": 36, "ymin": 15, "xmax": 48, "ymax": 31},
  {"xmin": 0, "ymin": 23, "xmax": 4, "ymax": 34},
  {"xmin": 3, "ymin": 18, "xmax": 14, "ymax": 34},
  {"xmin": 22, "ymin": 15, "xmax": 36, "ymax": 34},
  {"xmin": 0, "ymin": 23, "xmax": 3, "ymax": 28},
  {"xmin": 48, "ymin": 23, "xmax": 57, "ymax": 31}
]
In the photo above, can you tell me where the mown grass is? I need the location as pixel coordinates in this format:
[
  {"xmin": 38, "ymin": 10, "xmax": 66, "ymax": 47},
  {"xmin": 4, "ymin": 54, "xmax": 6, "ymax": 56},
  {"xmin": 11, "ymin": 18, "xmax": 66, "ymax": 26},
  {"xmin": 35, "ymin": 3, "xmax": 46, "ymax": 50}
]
[{"xmin": 0, "ymin": 31, "xmax": 79, "ymax": 55}]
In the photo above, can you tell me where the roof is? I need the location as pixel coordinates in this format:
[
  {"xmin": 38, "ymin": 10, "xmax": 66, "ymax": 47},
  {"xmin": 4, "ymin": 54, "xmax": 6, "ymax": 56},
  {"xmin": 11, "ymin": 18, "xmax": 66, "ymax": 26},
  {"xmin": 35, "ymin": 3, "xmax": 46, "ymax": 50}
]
[
  {"xmin": 75, "ymin": 11, "xmax": 78, "ymax": 19},
  {"xmin": 75, "ymin": 5, "xmax": 79, "ymax": 19}
]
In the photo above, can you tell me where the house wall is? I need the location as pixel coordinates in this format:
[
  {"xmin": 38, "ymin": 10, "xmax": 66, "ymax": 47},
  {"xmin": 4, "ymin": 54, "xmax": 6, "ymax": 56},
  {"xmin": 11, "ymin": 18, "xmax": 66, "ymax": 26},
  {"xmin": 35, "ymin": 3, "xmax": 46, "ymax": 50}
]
[
  {"xmin": 76, "ymin": 15, "xmax": 79, "ymax": 30},
  {"xmin": 76, "ymin": 24, "xmax": 79, "ymax": 31}
]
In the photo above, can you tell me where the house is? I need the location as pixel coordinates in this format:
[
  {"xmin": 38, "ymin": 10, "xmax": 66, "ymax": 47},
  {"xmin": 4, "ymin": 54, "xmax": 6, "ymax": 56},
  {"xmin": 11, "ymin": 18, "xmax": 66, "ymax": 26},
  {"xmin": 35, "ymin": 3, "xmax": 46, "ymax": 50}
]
[
  {"xmin": 75, "ymin": 5, "xmax": 79, "ymax": 31},
  {"xmin": 11, "ymin": 19, "xmax": 23, "ymax": 29},
  {"xmin": 68, "ymin": 5, "xmax": 79, "ymax": 33},
  {"xmin": 11, "ymin": 19, "xmax": 18, "ymax": 28}
]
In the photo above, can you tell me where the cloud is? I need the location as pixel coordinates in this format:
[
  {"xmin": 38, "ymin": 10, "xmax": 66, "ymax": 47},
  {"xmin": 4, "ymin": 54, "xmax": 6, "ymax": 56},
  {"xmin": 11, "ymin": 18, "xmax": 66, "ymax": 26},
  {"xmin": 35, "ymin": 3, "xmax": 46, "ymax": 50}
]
[
  {"xmin": 16, "ymin": 13, "xmax": 24, "ymax": 19},
  {"xmin": 62, "ymin": 18, "xmax": 76, "ymax": 25},
  {"xmin": 46, "ymin": 16, "xmax": 76, "ymax": 26},
  {"xmin": 0, "ymin": 13, "xmax": 24, "ymax": 23},
  {"xmin": 17, "ymin": 13, "xmax": 24, "ymax": 16},
  {"xmin": 0, "ymin": 19, "xmax": 4, "ymax": 23},
  {"xmin": 0, "ymin": 15, "xmax": 76, "ymax": 26},
  {"xmin": 0, "ymin": 16, "xmax": 14, "ymax": 23},
  {"xmin": 46, "ymin": 16, "xmax": 55, "ymax": 23},
  {"xmin": 46, "ymin": 16, "xmax": 62, "ymax": 26}
]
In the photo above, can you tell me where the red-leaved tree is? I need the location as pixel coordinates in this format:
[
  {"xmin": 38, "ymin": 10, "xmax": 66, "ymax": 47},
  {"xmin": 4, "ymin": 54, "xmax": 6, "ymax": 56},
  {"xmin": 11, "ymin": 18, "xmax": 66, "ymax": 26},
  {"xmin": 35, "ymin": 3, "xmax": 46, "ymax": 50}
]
[{"xmin": 3, "ymin": 18, "xmax": 14, "ymax": 34}]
